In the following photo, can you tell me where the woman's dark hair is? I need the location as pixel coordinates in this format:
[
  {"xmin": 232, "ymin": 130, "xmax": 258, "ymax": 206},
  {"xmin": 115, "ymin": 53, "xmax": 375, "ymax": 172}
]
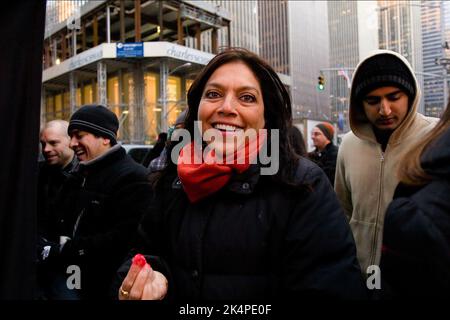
[
  {"xmin": 151, "ymin": 48, "xmax": 302, "ymax": 188},
  {"xmin": 399, "ymin": 100, "xmax": 450, "ymax": 185}
]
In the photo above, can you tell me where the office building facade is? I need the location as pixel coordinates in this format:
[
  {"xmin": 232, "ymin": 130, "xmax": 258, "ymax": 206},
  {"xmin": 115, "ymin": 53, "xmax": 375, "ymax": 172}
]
[
  {"xmin": 258, "ymin": 0, "xmax": 290, "ymax": 75},
  {"xmin": 421, "ymin": 0, "xmax": 450, "ymax": 117},
  {"xmin": 289, "ymin": 1, "xmax": 330, "ymax": 121},
  {"xmin": 378, "ymin": 0, "xmax": 425, "ymax": 113},
  {"xmin": 201, "ymin": 0, "xmax": 259, "ymax": 54},
  {"xmin": 328, "ymin": 1, "xmax": 379, "ymax": 132},
  {"xmin": 43, "ymin": 0, "xmax": 231, "ymax": 144}
]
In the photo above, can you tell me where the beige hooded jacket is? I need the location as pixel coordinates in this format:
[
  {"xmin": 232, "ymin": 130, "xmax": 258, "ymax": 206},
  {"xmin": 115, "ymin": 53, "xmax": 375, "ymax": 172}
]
[{"xmin": 334, "ymin": 50, "xmax": 438, "ymax": 273}]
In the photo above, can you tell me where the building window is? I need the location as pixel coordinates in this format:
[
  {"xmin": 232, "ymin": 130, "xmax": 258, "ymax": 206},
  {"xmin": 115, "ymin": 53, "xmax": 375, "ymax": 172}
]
[{"xmin": 144, "ymin": 73, "xmax": 158, "ymax": 143}]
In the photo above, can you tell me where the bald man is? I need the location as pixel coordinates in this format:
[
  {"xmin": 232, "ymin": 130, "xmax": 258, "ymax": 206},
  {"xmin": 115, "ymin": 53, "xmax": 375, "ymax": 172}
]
[
  {"xmin": 40, "ymin": 120, "xmax": 74, "ymax": 167},
  {"xmin": 37, "ymin": 120, "xmax": 80, "ymax": 299},
  {"xmin": 37, "ymin": 120, "xmax": 78, "ymax": 246}
]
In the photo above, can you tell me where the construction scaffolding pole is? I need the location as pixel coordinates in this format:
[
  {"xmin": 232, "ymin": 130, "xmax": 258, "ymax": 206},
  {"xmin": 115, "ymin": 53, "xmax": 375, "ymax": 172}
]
[
  {"xmin": 69, "ymin": 72, "xmax": 78, "ymax": 114},
  {"xmin": 106, "ymin": 5, "xmax": 111, "ymax": 43},
  {"xmin": 120, "ymin": 1, "xmax": 125, "ymax": 42},
  {"xmin": 135, "ymin": 0, "xmax": 141, "ymax": 42},
  {"xmin": 160, "ymin": 59, "xmax": 169, "ymax": 133},
  {"xmin": 130, "ymin": 63, "xmax": 145, "ymax": 143},
  {"xmin": 97, "ymin": 61, "xmax": 107, "ymax": 106},
  {"xmin": 52, "ymin": 38, "xmax": 57, "ymax": 65},
  {"xmin": 41, "ymin": 86, "xmax": 46, "ymax": 128}
]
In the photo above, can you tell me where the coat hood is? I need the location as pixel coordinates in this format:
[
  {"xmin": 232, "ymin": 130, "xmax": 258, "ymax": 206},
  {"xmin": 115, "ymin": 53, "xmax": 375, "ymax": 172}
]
[{"xmin": 349, "ymin": 50, "xmax": 421, "ymax": 144}]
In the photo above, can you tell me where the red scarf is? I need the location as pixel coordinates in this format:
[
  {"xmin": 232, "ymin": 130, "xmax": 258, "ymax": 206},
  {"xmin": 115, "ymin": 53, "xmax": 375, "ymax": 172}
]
[{"xmin": 177, "ymin": 132, "xmax": 266, "ymax": 203}]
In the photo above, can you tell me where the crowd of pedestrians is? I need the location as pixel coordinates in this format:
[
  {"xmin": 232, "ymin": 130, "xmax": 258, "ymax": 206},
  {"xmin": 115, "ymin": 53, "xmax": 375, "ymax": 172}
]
[{"xmin": 36, "ymin": 48, "xmax": 449, "ymax": 301}]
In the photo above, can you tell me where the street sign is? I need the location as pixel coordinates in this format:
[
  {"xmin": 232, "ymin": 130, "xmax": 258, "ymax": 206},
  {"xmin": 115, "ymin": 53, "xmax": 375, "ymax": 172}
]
[{"xmin": 116, "ymin": 43, "xmax": 144, "ymax": 58}]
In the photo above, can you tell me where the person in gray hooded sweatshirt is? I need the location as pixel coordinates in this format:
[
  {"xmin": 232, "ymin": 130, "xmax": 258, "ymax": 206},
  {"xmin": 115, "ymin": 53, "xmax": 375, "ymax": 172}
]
[{"xmin": 334, "ymin": 50, "xmax": 437, "ymax": 276}]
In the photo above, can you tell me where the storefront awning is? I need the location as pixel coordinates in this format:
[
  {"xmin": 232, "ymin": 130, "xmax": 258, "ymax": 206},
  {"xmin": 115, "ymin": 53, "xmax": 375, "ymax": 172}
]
[{"xmin": 43, "ymin": 41, "xmax": 214, "ymax": 83}]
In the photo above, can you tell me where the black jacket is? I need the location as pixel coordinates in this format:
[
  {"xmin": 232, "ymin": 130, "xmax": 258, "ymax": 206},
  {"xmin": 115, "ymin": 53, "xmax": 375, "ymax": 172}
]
[
  {"xmin": 381, "ymin": 128, "xmax": 450, "ymax": 298},
  {"xmin": 308, "ymin": 143, "xmax": 338, "ymax": 186},
  {"xmin": 37, "ymin": 155, "xmax": 78, "ymax": 239},
  {"xmin": 53, "ymin": 145, "xmax": 152, "ymax": 299},
  {"xmin": 118, "ymin": 157, "xmax": 366, "ymax": 301}
]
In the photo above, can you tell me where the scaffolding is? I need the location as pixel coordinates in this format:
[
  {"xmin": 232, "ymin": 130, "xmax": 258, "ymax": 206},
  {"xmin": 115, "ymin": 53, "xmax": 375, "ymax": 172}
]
[{"xmin": 42, "ymin": 0, "xmax": 230, "ymax": 143}]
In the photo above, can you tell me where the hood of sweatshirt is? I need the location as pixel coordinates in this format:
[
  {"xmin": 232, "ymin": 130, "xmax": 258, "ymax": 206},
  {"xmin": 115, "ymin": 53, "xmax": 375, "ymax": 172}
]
[{"xmin": 349, "ymin": 50, "xmax": 420, "ymax": 146}]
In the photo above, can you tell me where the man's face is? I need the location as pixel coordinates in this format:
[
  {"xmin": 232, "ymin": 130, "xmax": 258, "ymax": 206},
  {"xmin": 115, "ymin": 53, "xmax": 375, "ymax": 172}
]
[
  {"xmin": 40, "ymin": 127, "xmax": 73, "ymax": 166},
  {"xmin": 69, "ymin": 130, "xmax": 110, "ymax": 162},
  {"xmin": 362, "ymin": 86, "xmax": 409, "ymax": 131},
  {"xmin": 311, "ymin": 127, "xmax": 330, "ymax": 150}
]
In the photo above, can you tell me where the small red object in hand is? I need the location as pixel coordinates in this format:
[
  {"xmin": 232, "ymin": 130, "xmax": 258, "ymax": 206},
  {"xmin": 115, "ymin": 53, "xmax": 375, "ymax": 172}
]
[{"xmin": 132, "ymin": 254, "xmax": 147, "ymax": 268}]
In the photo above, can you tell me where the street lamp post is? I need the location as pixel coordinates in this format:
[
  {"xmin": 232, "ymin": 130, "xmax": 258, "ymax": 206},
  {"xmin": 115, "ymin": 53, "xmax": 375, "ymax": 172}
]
[
  {"xmin": 319, "ymin": 67, "xmax": 354, "ymax": 127},
  {"xmin": 377, "ymin": 1, "xmax": 446, "ymax": 113},
  {"xmin": 330, "ymin": 95, "xmax": 341, "ymax": 122},
  {"xmin": 434, "ymin": 58, "xmax": 450, "ymax": 109},
  {"xmin": 329, "ymin": 94, "xmax": 348, "ymax": 131}
]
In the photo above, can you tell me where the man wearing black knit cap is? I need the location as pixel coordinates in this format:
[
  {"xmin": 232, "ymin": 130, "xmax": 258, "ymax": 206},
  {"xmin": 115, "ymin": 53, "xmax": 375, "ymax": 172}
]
[
  {"xmin": 68, "ymin": 104, "xmax": 119, "ymax": 161},
  {"xmin": 334, "ymin": 50, "xmax": 438, "ymax": 277},
  {"xmin": 39, "ymin": 105, "xmax": 152, "ymax": 299}
]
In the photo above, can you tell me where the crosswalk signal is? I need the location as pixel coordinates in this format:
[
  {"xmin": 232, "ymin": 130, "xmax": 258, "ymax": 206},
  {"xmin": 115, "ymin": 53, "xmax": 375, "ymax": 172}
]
[{"xmin": 317, "ymin": 75, "xmax": 325, "ymax": 91}]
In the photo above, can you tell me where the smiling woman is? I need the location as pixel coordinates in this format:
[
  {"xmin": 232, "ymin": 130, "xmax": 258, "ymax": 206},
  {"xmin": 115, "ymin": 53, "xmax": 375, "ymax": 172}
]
[
  {"xmin": 114, "ymin": 48, "xmax": 366, "ymax": 301},
  {"xmin": 197, "ymin": 61, "xmax": 265, "ymax": 158}
]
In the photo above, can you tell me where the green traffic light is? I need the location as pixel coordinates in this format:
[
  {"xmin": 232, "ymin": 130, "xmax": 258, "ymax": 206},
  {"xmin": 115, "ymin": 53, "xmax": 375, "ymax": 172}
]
[{"xmin": 317, "ymin": 75, "xmax": 325, "ymax": 91}]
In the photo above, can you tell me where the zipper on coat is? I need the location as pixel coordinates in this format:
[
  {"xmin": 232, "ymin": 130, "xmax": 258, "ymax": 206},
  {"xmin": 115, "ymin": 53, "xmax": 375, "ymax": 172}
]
[
  {"xmin": 72, "ymin": 208, "xmax": 85, "ymax": 238},
  {"xmin": 370, "ymin": 151, "xmax": 385, "ymax": 268}
]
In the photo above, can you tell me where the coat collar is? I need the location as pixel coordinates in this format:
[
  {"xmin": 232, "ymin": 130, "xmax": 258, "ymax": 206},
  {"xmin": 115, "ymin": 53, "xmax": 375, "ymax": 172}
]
[
  {"xmin": 63, "ymin": 154, "xmax": 79, "ymax": 176},
  {"xmin": 77, "ymin": 144, "xmax": 125, "ymax": 174},
  {"xmin": 172, "ymin": 164, "xmax": 261, "ymax": 195}
]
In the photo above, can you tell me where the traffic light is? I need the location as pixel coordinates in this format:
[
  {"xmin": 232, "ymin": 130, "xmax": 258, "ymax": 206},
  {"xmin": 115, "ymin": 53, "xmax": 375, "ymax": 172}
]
[{"xmin": 317, "ymin": 75, "xmax": 325, "ymax": 91}]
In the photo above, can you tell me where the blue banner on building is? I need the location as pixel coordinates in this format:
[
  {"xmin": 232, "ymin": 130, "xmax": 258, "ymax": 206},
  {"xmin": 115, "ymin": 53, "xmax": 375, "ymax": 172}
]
[{"xmin": 117, "ymin": 42, "xmax": 144, "ymax": 57}]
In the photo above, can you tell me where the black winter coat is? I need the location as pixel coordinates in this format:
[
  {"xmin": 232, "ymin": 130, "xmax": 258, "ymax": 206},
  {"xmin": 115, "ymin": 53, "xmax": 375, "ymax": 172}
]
[
  {"xmin": 118, "ymin": 157, "xmax": 366, "ymax": 301},
  {"xmin": 308, "ymin": 143, "xmax": 338, "ymax": 186},
  {"xmin": 37, "ymin": 155, "xmax": 78, "ymax": 239},
  {"xmin": 53, "ymin": 146, "xmax": 152, "ymax": 299},
  {"xmin": 381, "ymin": 127, "xmax": 450, "ymax": 298}
]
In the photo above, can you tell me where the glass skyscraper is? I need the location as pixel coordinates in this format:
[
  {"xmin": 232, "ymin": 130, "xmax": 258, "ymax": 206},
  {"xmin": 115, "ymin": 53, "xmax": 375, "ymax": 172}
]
[{"xmin": 421, "ymin": 0, "xmax": 450, "ymax": 117}]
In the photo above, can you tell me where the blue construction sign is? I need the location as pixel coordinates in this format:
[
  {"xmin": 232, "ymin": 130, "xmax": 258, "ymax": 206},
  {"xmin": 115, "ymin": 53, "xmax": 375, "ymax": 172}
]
[{"xmin": 116, "ymin": 42, "xmax": 144, "ymax": 58}]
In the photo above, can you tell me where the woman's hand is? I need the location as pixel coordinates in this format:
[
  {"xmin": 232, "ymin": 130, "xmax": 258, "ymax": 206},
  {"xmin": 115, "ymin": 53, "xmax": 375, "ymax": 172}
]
[{"xmin": 118, "ymin": 254, "xmax": 168, "ymax": 300}]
